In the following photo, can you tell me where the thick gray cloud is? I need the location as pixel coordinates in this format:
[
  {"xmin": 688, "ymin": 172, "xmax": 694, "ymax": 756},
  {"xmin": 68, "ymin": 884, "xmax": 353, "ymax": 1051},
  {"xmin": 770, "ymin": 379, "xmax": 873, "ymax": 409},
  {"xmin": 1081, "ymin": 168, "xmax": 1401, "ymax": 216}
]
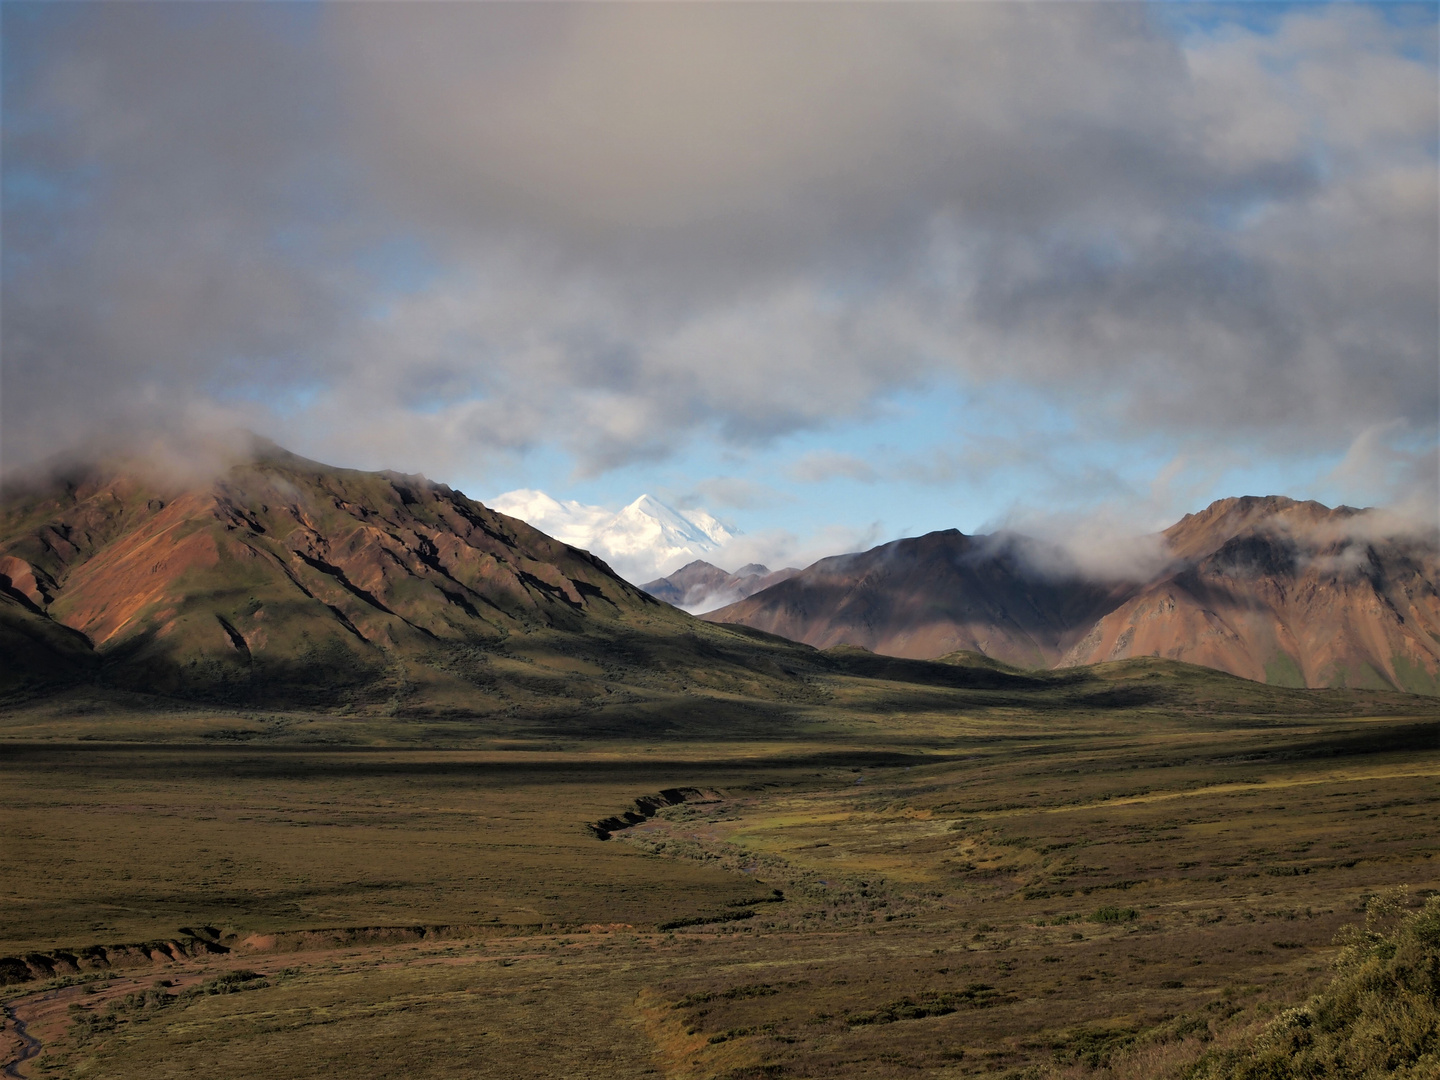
[{"xmin": 3, "ymin": 3, "xmax": 1435, "ymax": 492}]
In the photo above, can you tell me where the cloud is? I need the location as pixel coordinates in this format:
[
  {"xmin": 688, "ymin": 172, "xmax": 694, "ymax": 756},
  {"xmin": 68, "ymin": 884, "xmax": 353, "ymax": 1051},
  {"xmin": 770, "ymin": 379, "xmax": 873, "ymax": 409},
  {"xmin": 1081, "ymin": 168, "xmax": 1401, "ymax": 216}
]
[
  {"xmin": 1326, "ymin": 421, "xmax": 1439, "ymax": 531},
  {"xmin": 3, "ymin": 4, "xmax": 1434, "ymax": 502},
  {"xmin": 708, "ymin": 523, "xmax": 886, "ymax": 581},
  {"xmin": 1, "ymin": 416, "xmax": 270, "ymax": 497},
  {"xmin": 974, "ymin": 509, "xmax": 1176, "ymax": 585}
]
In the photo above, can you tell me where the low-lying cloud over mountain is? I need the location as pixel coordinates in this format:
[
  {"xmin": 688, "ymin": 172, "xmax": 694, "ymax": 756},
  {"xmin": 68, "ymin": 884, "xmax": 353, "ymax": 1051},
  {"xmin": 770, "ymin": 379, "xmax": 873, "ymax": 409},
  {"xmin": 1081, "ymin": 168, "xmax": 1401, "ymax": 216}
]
[
  {"xmin": 705, "ymin": 496, "xmax": 1440, "ymax": 694},
  {"xmin": 641, "ymin": 561, "xmax": 800, "ymax": 616}
]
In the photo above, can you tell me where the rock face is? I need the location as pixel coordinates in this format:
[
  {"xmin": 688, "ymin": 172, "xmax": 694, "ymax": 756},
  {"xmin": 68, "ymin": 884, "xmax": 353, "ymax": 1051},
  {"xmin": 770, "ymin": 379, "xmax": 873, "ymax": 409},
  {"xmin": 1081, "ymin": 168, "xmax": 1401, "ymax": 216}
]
[
  {"xmin": 0, "ymin": 440, "xmax": 777, "ymax": 707},
  {"xmin": 704, "ymin": 497, "xmax": 1440, "ymax": 693},
  {"xmin": 641, "ymin": 561, "xmax": 799, "ymax": 613}
]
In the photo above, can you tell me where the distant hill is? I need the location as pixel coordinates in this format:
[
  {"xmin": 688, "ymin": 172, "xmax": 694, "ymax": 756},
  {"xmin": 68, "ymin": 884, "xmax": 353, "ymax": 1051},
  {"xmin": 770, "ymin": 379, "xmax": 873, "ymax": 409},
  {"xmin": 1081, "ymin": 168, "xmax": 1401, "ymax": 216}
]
[
  {"xmin": 703, "ymin": 497, "xmax": 1440, "ymax": 694},
  {"xmin": 700, "ymin": 530, "xmax": 1133, "ymax": 670},
  {"xmin": 0, "ymin": 440, "xmax": 810, "ymax": 713},
  {"xmin": 641, "ymin": 560, "xmax": 799, "ymax": 613}
]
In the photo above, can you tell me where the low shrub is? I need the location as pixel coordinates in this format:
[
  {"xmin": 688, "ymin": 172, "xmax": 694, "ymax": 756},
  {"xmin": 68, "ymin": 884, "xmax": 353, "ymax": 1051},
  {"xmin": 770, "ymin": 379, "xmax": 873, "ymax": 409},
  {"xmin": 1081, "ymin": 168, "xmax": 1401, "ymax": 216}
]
[
  {"xmin": 1090, "ymin": 906, "xmax": 1138, "ymax": 924},
  {"xmin": 1184, "ymin": 889, "xmax": 1440, "ymax": 1079}
]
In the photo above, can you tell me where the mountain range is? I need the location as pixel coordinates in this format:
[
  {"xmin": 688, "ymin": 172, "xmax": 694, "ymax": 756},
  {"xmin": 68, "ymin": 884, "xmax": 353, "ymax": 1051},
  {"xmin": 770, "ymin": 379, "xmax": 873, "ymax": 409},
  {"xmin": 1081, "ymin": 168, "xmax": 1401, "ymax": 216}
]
[
  {"xmin": 640, "ymin": 560, "xmax": 799, "ymax": 614},
  {"xmin": 703, "ymin": 496, "xmax": 1440, "ymax": 694},
  {"xmin": 3, "ymin": 440, "xmax": 1436, "ymax": 705},
  {"xmin": 486, "ymin": 489, "xmax": 734, "ymax": 584}
]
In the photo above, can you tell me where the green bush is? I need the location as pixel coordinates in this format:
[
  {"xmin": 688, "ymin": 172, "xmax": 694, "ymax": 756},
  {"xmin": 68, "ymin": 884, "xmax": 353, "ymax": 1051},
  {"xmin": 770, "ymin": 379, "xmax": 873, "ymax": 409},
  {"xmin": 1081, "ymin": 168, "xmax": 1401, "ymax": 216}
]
[
  {"xmin": 1090, "ymin": 906, "xmax": 1139, "ymax": 924},
  {"xmin": 1185, "ymin": 890, "xmax": 1440, "ymax": 1079},
  {"xmin": 195, "ymin": 969, "xmax": 268, "ymax": 995}
]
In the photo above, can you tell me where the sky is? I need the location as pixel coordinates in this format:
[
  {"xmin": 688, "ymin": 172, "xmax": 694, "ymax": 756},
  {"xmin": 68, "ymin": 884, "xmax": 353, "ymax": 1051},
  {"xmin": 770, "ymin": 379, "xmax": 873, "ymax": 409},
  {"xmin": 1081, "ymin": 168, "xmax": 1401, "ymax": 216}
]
[{"xmin": 3, "ymin": 1, "xmax": 1437, "ymax": 574}]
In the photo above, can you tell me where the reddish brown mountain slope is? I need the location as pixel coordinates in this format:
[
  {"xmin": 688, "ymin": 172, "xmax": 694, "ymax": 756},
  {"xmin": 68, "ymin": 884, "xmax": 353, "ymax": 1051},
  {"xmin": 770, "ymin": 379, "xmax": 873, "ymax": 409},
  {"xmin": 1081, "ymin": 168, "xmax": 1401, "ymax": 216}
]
[
  {"xmin": 701, "ymin": 530, "xmax": 1134, "ymax": 669},
  {"xmin": 704, "ymin": 497, "xmax": 1440, "ymax": 693},
  {"xmin": 1059, "ymin": 496, "xmax": 1440, "ymax": 693},
  {"xmin": 0, "ymin": 441, "xmax": 809, "ymax": 710}
]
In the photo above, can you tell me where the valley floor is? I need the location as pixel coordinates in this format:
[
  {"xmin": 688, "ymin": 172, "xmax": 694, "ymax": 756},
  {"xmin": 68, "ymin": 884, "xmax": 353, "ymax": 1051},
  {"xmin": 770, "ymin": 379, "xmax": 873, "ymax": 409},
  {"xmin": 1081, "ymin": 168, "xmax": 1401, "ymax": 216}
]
[{"xmin": 1, "ymin": 692, "xmax": 1437, "ymax": 1079}]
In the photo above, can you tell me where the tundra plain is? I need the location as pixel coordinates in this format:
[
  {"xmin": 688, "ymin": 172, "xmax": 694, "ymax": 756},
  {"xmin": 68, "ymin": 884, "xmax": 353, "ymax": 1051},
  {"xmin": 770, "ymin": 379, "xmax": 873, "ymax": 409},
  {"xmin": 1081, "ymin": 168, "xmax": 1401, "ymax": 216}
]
[{"xmin": 1, "ymin": 658, "xmax": 1437, "ymax": 1079}]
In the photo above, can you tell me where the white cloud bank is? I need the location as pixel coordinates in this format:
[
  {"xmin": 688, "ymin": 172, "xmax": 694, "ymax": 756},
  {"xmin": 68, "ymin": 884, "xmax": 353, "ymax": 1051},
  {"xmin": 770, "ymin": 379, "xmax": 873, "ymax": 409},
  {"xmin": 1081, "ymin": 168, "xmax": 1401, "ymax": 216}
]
[{"xmin": 487, "ymin": 490, "xmax": 735, "ymax": 585}]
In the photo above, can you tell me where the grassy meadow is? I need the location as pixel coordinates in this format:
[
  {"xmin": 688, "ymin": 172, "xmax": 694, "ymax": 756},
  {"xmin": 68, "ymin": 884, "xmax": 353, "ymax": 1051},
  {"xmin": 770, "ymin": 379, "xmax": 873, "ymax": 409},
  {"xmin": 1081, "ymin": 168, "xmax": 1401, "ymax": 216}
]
[{"xmin": 0, "ymin": 655, "xmax": 1436, "ymax": 1078}]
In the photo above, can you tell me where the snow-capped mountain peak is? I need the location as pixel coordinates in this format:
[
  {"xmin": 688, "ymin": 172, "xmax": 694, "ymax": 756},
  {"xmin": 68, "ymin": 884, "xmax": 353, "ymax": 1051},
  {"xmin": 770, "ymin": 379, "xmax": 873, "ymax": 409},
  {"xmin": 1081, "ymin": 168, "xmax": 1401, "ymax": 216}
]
[{"xmin": 486, "ymin": 489, "xmax": 736, "ymax": 584}]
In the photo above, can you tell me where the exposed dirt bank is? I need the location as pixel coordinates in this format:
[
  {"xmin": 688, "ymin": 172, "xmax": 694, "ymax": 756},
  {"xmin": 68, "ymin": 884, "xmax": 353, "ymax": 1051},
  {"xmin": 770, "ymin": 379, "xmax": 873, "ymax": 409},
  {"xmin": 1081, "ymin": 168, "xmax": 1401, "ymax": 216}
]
[{"xmin": 584, "ymin": 786, "xmax": 721, "ymax": 840}]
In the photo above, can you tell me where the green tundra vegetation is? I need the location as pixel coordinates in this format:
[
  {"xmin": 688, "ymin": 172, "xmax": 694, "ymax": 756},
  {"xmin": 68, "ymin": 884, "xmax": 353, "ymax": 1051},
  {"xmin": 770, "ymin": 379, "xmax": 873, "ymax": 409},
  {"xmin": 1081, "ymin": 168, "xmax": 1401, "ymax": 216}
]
[
  {"xmin": 0, "ymin": 654, "xmax": 1436, "ymax": 1079},
  {"xmin": 1184, "ymin": 890, "xmax": 1440, "ymax": 1080}
]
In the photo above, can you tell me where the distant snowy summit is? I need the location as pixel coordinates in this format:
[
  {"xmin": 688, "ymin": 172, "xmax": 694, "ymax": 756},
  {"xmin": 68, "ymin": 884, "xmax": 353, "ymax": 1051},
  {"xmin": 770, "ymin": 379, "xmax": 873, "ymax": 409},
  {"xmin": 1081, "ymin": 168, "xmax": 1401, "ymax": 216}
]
[{"xmin": 486, "ymin": 490, "xmax": 735, "ymax": 584}]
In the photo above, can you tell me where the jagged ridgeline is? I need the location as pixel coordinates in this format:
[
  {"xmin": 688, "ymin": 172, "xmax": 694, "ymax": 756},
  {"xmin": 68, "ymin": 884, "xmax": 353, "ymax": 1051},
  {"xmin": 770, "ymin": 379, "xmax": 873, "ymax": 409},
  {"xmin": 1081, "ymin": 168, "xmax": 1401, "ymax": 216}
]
[{"xmin": 0, "ymin": 440, "xmax": 811, "ymax": 712}]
